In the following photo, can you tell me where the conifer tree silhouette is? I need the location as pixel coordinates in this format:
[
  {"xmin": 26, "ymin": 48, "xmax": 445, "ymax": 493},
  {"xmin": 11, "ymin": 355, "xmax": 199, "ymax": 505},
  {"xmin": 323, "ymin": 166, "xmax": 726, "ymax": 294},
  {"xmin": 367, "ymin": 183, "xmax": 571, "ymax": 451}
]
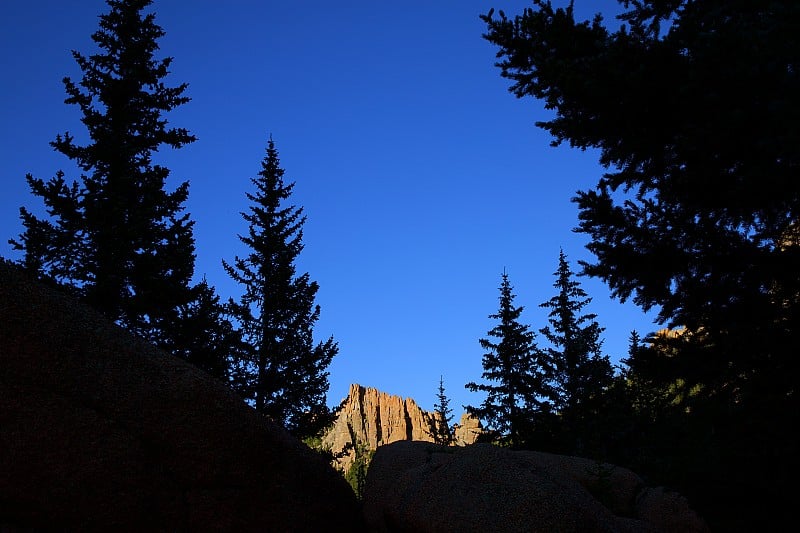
[
  {"xmin": 11, "ymin": 0, "xmax": 206, "ymax": 357},
  {"xmin": 224, "ymin": 137, "xmax": 337, "ymax": 438},
  {"xmin": 466, "ymin": 272, "xmax": 552, "ymax": 448},
  {"xmin": 433, "ymin": 375, "xmax": 454, "ymax": 445},
  {"xmin": 539, "ymin": 250, "xmax": 613, "ymax": 454}
]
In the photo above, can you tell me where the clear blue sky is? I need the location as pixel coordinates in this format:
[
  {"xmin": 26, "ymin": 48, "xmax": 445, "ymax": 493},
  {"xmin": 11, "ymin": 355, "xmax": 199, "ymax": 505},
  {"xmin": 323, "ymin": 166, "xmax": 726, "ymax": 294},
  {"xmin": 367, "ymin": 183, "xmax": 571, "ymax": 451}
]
[{"xmin": 1, "ymin": 1, "xmax": 659, "ymax": 415}]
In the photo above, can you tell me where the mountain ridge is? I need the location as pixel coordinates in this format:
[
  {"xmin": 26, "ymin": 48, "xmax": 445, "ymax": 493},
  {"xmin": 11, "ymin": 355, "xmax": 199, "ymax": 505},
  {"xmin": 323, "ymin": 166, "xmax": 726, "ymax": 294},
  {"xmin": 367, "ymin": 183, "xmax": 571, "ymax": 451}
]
[{"xmin": 321, "ymin": 383, "xmax": 482, "ymax": 471}]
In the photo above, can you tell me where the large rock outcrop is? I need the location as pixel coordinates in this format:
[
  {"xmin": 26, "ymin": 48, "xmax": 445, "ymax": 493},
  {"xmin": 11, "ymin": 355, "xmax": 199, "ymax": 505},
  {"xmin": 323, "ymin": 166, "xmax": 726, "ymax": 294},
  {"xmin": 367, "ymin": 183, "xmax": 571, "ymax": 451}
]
[
  {"xmin": 321, "ymin": 384, "xmax": 437, "ymax": 472},
  {"xmin": 0, "ymin": 261, "xmax": 363, "ymax": 531},
  {"xmin": 363, "ymin": 441, "xmax": 708, "ymax": 533},
  {"xmin": 452, "ymin": 412, "xmax": 484, "ymax": 446},
  {"xmin": 322, "ymin": 384, "xmax": 486, "ymax": 472}
]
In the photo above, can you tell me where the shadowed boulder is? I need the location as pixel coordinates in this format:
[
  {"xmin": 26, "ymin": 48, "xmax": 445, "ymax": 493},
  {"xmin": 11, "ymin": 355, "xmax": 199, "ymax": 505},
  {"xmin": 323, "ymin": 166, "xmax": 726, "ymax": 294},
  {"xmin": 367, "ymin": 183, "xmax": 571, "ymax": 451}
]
[
  {"xmin": 363, "ymin": 441, "xmax": 707, "ymax": 533},
  {"xmin": 0, "ymin": 261, "xmax": 362, "ymax": 531}
]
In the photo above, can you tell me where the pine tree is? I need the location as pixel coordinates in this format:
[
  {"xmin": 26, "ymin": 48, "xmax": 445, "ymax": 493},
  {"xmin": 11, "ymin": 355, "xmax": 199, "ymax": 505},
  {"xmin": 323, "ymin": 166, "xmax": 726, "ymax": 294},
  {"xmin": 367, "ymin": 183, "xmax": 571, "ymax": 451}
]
[
  {"xmin": 433, "ymin": 375, "xmax": 454, "ymax": 445},
  {"xmin": 539, "ymin": 250, "xmax": 614, "ymax": 454},
  {"xmin": 466, "ymin": 271, "xmax": 552, "ymax": 448},
  {"xmin": 482, "ymin": 4, "xmax": 798, "ymax": 524},
  {"xmin": 223, "ymin": 137, "xmax": 337, "ymax": 438},
  {"xmin": 167, "ymin": 278, "xmax": 241, "ymax": 381},
  {"xmin": 345, "ymin": 440, "xmax": 373, "ymax": 500},
  {"xmin": 10, "ymin": 0, "xmax": 197, "ymax": 351}
]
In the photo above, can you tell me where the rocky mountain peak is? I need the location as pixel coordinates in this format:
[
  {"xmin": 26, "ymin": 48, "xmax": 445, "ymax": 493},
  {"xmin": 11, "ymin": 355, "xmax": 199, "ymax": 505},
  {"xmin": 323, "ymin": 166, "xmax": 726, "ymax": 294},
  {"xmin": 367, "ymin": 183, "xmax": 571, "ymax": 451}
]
[{"xmin": 321, "ymin": 384, "xmax": 482, "ymax": 472}]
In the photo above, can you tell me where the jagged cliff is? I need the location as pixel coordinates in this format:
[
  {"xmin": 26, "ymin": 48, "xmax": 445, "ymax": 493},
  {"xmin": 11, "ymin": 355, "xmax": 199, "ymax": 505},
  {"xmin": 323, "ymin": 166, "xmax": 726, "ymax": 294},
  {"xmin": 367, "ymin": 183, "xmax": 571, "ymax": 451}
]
[
  {"xmin": 321, "ymin": 384, "xmax": 482, "ymax": 472},
  {"xmin": 452, "ymin": 412, "xmax": 484, "ymax": 446}
]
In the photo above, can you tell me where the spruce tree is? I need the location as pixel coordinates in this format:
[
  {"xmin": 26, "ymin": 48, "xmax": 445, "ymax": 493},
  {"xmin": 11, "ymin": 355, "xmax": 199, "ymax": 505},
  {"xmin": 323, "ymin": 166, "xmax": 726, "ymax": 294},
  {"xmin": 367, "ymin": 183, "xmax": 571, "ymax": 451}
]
[
  {"xmin": 539, "ymin": 250, "xmax": 614, "ymax": 454},
  {"xmin": 223, "ymin": 137, "xmax": 337, "ymax": 438},
  {"xmin": 483, "ymin": 5, "xmax": 798, "ymax": 523},
  {"xmin": 10, "ymin": 0, "xmax": 197, "ymax": 351},
  {"xmin": 433, "ymin": 375, "xmax": 454, "ymax": 445},
  {"xmin": 466, "ymin": 272, "xmax": 552, "ymax": 448},
  {"xmin": 168, "ymin": 278, "xmax": 241, "ymax": 381}
]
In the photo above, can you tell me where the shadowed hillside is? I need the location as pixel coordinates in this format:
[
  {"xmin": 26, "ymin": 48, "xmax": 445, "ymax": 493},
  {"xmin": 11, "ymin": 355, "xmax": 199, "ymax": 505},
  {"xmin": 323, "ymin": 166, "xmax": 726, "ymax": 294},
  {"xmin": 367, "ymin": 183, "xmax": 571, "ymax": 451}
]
[{"xmin": 0, "ymin": 260, "xmax": 363, "ymax": 531}]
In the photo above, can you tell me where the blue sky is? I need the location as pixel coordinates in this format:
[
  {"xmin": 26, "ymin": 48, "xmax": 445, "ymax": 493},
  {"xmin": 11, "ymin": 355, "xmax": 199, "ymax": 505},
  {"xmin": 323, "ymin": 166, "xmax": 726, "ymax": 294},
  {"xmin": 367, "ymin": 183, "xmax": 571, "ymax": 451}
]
[{"xmin": 1, "ymin": 1, "xmax": 659, "ymax": 415}]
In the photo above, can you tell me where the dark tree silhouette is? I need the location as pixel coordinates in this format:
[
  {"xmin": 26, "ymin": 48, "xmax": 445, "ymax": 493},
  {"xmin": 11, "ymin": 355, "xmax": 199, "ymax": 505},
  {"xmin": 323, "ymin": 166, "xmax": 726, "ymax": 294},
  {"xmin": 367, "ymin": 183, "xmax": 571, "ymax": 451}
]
[
  {"xmin": 620, "ymin": 329, "xmax": 679, "ymax": 424},
  {"xmin": 482, "ymin": 2, "xmax": 799, "ymax": 526},
  {"xmin": 10, "ymin": 0, "xmax": 198, "ymax": 353},
  {"xmin": 466, "ymin": 272, "xmax": 552, "ymax": 448},
  {"xmin": 433, "ymin": 375, "xmax": 454, "ymax": 445},
  {"xmin": 224, "ymin": 137, "xmax": 337, "ymax": 438},
  {"xmin": 167, "ymin": 278, "xmax": 241, "ymax": 381},
  {"xmin": 481, "ymin": 0, "xmax": 797, "ymax": 408},
  {"xmin": 539, "ymin": 250, "xmax": 614, "ymax": 455}
]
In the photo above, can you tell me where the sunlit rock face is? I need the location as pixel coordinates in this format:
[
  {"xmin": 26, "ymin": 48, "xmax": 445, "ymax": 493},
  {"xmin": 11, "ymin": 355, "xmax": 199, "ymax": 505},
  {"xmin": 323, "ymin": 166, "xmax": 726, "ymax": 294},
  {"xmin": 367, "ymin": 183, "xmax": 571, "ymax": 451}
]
[
  {"xmin": 322, "ymin": 384, "xmax": 437, "ymax": 471},
  {"xmin": 452, "ymin": 412, "xmax": 484, "ymax": 446},
  {"xmin": 322, "ymin": 384, "xmax": 485, "ymax": 472}
]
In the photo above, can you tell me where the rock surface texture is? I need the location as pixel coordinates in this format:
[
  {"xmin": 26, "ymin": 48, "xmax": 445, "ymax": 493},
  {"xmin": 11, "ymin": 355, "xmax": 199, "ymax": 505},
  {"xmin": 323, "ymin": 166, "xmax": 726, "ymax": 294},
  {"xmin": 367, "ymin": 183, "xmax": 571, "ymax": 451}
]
[
  {"xmin": 323, "ymin": 385, "xmax": 486, "ymax": 472},
  {"xmin": 363, "ymin": 441, "xmax": 709, "ymax": 533},
  {"xmin": 0, "ymin": 261, "xmax": 362, "ymax": 531},
  {"xmin": 452, "ymin": 412, "xmax": 484, "ymax": 446},
  {"xmin": 322, "ymin": 384, "xmax": 437, "ymax": 472}
]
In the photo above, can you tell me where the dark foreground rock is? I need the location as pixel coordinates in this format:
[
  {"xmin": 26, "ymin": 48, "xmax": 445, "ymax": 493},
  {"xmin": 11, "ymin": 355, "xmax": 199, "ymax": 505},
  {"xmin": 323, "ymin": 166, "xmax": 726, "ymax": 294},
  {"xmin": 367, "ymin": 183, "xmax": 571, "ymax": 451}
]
[
  {"xmin": 0, "ymin": 262, "xmax": 363, "ymax": 531},
  {"xmin": 363, "ymin": 441, "xmax": 707, "ymax": 533}
]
